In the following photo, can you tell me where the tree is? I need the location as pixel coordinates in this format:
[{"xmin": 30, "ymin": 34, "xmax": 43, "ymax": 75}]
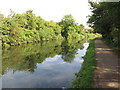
[
  {"xmin": 0, "ymin": 13, "xmax": 4, "ymax": 27},
  {"xmin": 87, "ymin": 2, "xmax": 120, "ymax": 47},
  {"xmin": 59, "ymin": 14, "xmax": 76, "ymax": 39}
]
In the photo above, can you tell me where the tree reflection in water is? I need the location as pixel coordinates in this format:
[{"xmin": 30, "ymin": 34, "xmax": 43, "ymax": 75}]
[{"xmin": 2, "ymin": 39, "xmax": 84, "ymax": 75}]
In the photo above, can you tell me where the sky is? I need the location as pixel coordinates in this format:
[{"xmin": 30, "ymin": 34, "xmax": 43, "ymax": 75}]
[{"xmin": 0, "ymin": 0, "xmax": 92, "ymax": 28}]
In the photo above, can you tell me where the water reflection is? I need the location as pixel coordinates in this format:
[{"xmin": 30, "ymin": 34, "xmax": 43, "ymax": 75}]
[{"xmin": 2, "ymin": 39, "xmax": 88, "ymax": 88}]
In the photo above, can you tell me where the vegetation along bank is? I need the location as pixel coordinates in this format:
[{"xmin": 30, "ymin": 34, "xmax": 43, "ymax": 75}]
[
  {"xmin": 71, "ymin": 39, "xmax": 95, "ymax": 88},
  {"xmin": 0, "ymin": 10, "xmax": 101, "ymax": 48},
  {"xmin": 87, "ymin": 2, "xmax": 120, "ymax": 51}
]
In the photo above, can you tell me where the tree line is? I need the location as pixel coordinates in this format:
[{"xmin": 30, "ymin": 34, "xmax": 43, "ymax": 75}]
[
  {"xmin": 0, "ymin": 10, "xmax": 101, "ymax": 48},
  {"xmin": 0, "ymin": 10, "xmax": 86, "ymax": 48},
  {"xmin": 87, "ymin": 2, "xmax": 120, "ymax": 47}
]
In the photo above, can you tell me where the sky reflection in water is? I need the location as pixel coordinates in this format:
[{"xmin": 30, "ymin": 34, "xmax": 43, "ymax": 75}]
[{"xmin": 2, "ymin": 40, "xmax": 89, "ymax": 88}]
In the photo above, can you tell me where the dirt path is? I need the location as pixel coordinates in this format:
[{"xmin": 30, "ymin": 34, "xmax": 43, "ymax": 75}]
[{"xmin": 94, "ymin": 39, "xmax": 120, "ymax": 88}]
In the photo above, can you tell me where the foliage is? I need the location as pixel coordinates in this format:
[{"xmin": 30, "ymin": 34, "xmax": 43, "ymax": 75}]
[
  {"xmin": 1, "ymin": 10, "xmax": 101, "ymax": 48},
  {"xmin": 87, "ymin": 2, "xmax": 120, "ymax": 47},
  {"xmin": 59, "ymin": 14, "xmax": 84, "ymax": 39},
  {"xmin": 102, "ymin": 39, "xmax": 120, "ymax": 54},
  {"xmin": 1, "ymin": 10, "xmax": 63, "ymax": 47}
]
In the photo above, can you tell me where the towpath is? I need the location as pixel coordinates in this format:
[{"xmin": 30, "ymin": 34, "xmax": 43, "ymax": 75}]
[{"xmin": 94, "ymin": 39, "xmax": 120, "ymax": 88}]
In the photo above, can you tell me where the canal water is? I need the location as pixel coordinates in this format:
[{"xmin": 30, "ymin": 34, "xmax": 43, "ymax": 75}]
[{"xmin": 1, "ymin": 39, "xmax": 89, "ymax": 88}]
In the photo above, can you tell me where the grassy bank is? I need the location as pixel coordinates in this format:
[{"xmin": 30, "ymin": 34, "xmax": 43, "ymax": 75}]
[
  {"xmin": 102, "ymin": 38, "xmax": 120, "ymax": 54},
  {"xmin": 71, "ymin": 39, "xmax": 95, "ymax": 88}
]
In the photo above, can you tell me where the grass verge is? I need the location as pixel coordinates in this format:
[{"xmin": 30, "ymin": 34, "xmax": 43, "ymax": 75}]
[
  {"xmin": 71, "ymin": 39, "xmax": 95, "ymax": 88},
  {"xmin": 102, "ymin": 38, "xmax": 120, "ymax": 54}
]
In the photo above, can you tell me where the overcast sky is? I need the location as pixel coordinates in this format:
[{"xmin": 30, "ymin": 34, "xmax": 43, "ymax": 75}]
[{"xmin": 0, "ymin": 0, "xmax": 92, "ymax": 27}]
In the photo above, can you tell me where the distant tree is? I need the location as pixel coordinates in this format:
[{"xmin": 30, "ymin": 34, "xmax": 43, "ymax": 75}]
[
  {"xmin": 59, "ymin": 14, "xmax": 76, "ymax": 39},
  {"xmin": 0, "ymin": 13, "xmax": 4, "ymax": 19},
  {"xmin": 0, "ymin": 13, "xmax": 4, "ymax": 27}
]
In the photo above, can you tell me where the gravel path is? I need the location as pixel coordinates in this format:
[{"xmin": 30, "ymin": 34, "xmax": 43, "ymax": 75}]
[{"xmin": 94, "ymin": 39, "xmax": 120, "ymax": 88}]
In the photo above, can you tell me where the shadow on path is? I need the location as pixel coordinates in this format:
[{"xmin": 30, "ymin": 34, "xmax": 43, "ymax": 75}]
[{"xmin": 94, "ymin": 39, "xmax": 120, "ymax": 88}]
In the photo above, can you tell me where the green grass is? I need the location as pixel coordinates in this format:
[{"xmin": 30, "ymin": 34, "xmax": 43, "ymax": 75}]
[
  {"xmin": 71, "ymin": 39, "xmax": 95, "ymax": 88},
  {"xmin": 102, "ymin": 38, "xmax": 120, "ymax": 54}
]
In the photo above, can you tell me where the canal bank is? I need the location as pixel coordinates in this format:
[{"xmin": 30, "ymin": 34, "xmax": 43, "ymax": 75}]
[{"xmin": 71, "ymin": 39, "xmax": 95, "ymax": 88}]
